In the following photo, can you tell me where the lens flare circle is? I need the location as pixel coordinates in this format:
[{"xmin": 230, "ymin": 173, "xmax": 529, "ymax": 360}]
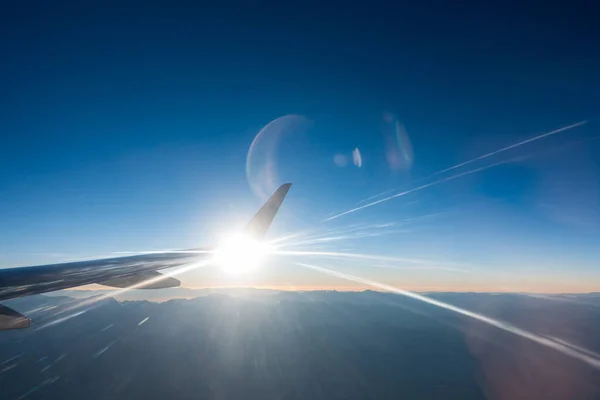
[
  {"xmin": 246, "ymin": 114, "xmax": 309, "ymax": 200},
  {"xmin": 383, "ymin": 111, "xmax": 413, "ymax": 171}
]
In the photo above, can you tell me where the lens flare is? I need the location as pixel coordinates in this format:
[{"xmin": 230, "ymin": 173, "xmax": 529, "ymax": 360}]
[
  {"xmin": 246, "ymin": 114, "xmax": 309, "ymax": 200},
  {"xmin": 383, "ymin": 112, "xmax": 413, "ymax": 171}
]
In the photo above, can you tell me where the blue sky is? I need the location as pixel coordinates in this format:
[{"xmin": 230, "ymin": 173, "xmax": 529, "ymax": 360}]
[{"xmin": 1, "ymin": 2, "xmax": 599, "ymax": 292}]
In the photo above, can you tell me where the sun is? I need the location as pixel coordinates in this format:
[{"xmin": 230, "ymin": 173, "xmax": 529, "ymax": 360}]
[{"xmin": 214, "ymin": 233, "xmax": 271, "ymax": 275}]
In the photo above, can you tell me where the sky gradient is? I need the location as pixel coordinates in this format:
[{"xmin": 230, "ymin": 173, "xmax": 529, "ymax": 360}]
[{"xmin": 1, "ymin": 2, "xmax": 599, "ymax": 293}]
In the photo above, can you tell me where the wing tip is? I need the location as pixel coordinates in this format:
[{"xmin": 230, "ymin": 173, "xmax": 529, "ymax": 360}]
[
  {"xmin": 277, "ymin": 183, "xmax": 292, "ymax": 197},
  {"xmin": 243, "ymin": 183, "xmax": 292, "ymax": 240}
]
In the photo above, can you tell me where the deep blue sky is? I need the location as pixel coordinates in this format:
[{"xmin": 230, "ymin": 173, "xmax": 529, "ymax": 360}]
[{"xmin": 1, "ymin": 2, "xmax": 599, "ymax": 291}]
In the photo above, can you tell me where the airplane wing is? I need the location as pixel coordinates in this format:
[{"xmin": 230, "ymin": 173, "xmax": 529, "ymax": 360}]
[{"xmin": 0, "ymin": 183, "xmax": 291, "ymax": 330}]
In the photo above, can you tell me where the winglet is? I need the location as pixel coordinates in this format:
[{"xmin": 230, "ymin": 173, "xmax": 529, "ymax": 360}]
[{"xmin": 243, "ymin": 183, "xmax": 292, "ymax": 240}]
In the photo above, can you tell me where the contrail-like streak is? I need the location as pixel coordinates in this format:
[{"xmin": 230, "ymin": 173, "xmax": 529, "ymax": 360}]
[
  {"xmin": 277, "ymin": 250, "xmax": 471, "ymax": 271},
  {"xmin": 431, "ymin": 120, "xmax": 587, "ymax": 177},
  {"xmin": 297, "ymin": 262, "xmax": 600, "ymax": 370},
  {"xmin": 271, "ymin": 223, "xmax": 402, "ymax": 248},
  {"xmin": 356, "ymin": 189, "xmax": 397, "ymax": 205},
  {"xmin": 35, "ymin": 310, "xmax": 87, "ymax": 331},
  {"xmin": 279, "ymin": 230, "xmax": 410, "ymax": 248},
  {"xmin": 325, "ymin": 158, "xmax": 516, "ymax": 221},
  {"xmin": 276, "ymin": 214, "xmax": 443, "ymax": 248},
  {"xmin": 332, "ymin": 121, "xmax": 588, "ymax": 222},
  {"xmin": 278, "ymin": 250, "xmax": 432, "ymax": 265}
]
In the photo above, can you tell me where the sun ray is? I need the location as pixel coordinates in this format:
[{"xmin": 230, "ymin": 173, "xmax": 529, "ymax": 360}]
[{"xmin": 296, "ymin": 262, "xmax": 600, "ymax": 370}]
